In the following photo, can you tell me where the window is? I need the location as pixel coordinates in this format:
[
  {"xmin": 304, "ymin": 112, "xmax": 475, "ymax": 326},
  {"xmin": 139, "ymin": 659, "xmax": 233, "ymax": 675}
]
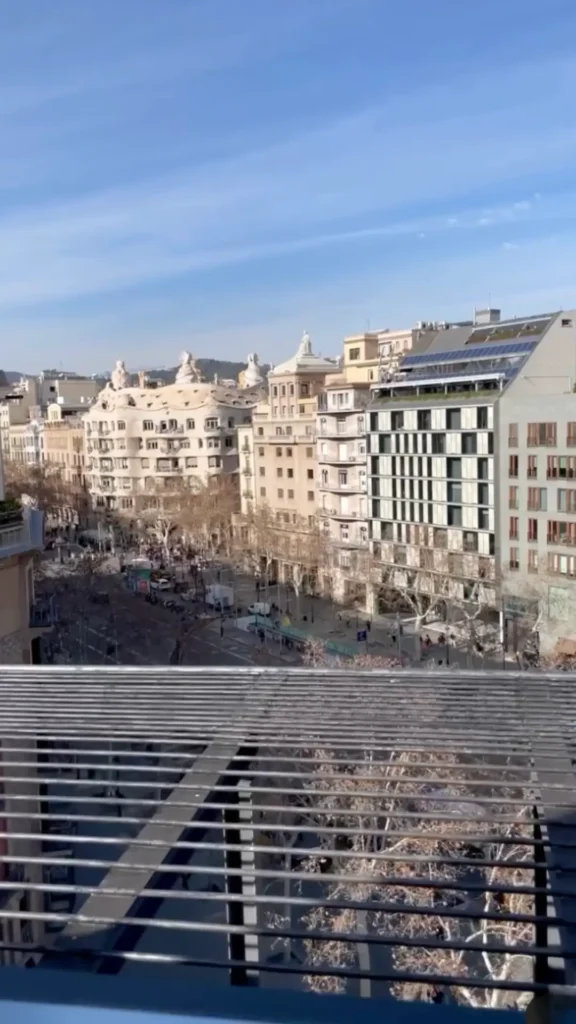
[
  {"xmin": 117, "ymin": 420, "xmax": 126, "ymax": 431},
  {"xmin": 276, "ymin": 447, "xmax": 282, "ymax": 457},
  {"xmin": 446, "ymin": 457, "xmax": 461, "ymax": 479},
  {"xmin": 287, "ymin": 489, "xmax": 294, "ymax": 499},
  {"xmin": 298, "ymin": 404, "xmax": 305, "ymax": 414},
  {"xmin": 558, "ymin": 488, "xmax": 576, "ymax": 512},
  {"xmin": 349, "ymin": 347, "xmax": 360, "ymax": 361},
  {"xmin": 198, "ymin": 438, "xmax": 203, "ymax": 448},
  {"xmin": 478, "ymin": 508, "xmax": 489, "ymax": 530},
  {"xmin": 463, "ymin": 531, "xmax": 478, "ymax": 553},
  {"xmin": 307, "ymin": 468, "xmax": 314, "ymax": 479},
  {"xmin": 143, "ymin": 419, "xmax": 153, "ymax": 431},
  {"xmin": 528, "ymin": 487, "xmax": 547, "ymax": 511},
  {"xmin": 527, "ymin": 455, "xmax": 537, "ymax": 478},
  {"xmin": 528, "ymin": 549, "xmax": 538, "ymax": 573},
  {"xmin": 527, "ymin": 422, "xmax": 557, "ymax": 446},
  {"xmin": 146, "ymin": 440, "xmax": 158, "ymax": 450},
  {"xmin": 285, "ymin": 426, "xmax": 292, "ymax": 436},
  {"xmin": 547, "ymin": 455, "xmax": 576, "ymax": 479},
  {"xmin": 477, "ymin": 407, "xmax": 488, "ymax": 429},
  {"xmin": 225, "ymin": 437, "xmax": 233, "ymax": 448},
  {"xmin": 509, "ymin": 517, "xmax": 519, "ymax": 539},
  {"xmin": 432, "ymin": 434, "xmax": 446, "ymax": 454},
  {"xmin": 461, "ymin": 433, "xmax": 477, "ymax": 454},
  {"xmin": 446, "ymin": 409, "xmax": 461, "ymax": 430},
  {"xmin": 286, "ymin": 447, "xmax": 293, "ymax": 456},
  {"xmin": 259, "ymin": 447, "xmax": 264, "ymax": 456},
  {"xmin": 306, "ymin": 447, "xmax": 313, "ymax": 457},
  {"xmin": 548, "ymin": 520, "xmax": 576, "ymax": 546},
  {"xmin": 205, "ymin": 418, "xmax": 218, "ymax": 430},
  {"xmin": 281, "ymin": 385, "xmax": 286, "ymax": 397},
  {"xmin": 258, "ymin": 427, "xmax": 263, "ymax": 436},
  {"xmin": 272, "ymin": 386, "xmax": 278, "ymax": 397},
  {"xmin": 286, "ymin": 467, "xmax": 293, "ymax": 479},
  {"xmin": 186, "ymin": 457, "xmax": 198, "ymax": 468},
  {"xmin": 391, "ymin": 411, "xmax": 404, "ymax": 431},
  {"xmin": 447, "ymin": 481, "xmax": 462, "ymax": 503},
  {"xmin": 477, "ymin": 457, "xmax": 489, "ymax": 480},
  {"xmin": 478, "ymin": 482, "xmax": 489, "ymax": 506},
  {"xmin": 379, "ymin": 434, "xmax": 392, "ymax": 454},
  {"xmin": 117, "ymin": 458, "xmax": 128, "ymax": 469},
  {"xmin": 548, "ymin": 552, "xmax": 576, "ymax": 576},
  {"xmin": 277, "ymin": 467, "xmax": 283, "ymax": 478},
  {"xmin": 259, "ymin": 466, "xmax": 265, "ymax": 476},
  {"xmin": 208, "ymin": 456, "xmax": 221, "ymax": 468},
  {"xmin": 339, "ymin": 469, "xmax": 349, "ymax": 487},
  {"xmin": 289, "ymin": 384, "xmax": 294, "ymax": 396},
  {"xmin": 300, "ymin": 383, "xmax": 309, "ymax": 397},
  {"xmin": 509, "ymin": 455, "xmax": 519, "ymax": 478},
  {"xmin": 567, "ymin": 423, "xmax": 576, "ymax": 446},
  {"xmin": 447, "ymin": 505, "xmax": 462, "ymax": 526},
  {"xmin": 307, "ymin": 491, "xmax": 314, "ymax": 501},
  {"xmin": 186, "ymin": 418, "xmax": 195, "ymax": 430},
  {"xmin": 527, "ymin": 518, "xmax": 538, "ymax": 542},
  {"xmin": 277, "ymin": 488, "xmax": 284, "ymax": 498},
  {"xmin": 509, "ymin": 486, "xmax": 518, "ymax": 509},
  {"xmin": 417, "ymin": 410, "xmax": 431, "ymax": 431},
  {"xmin": 121, "ymin": 497, "xmax": 133, "ymax": 510},
  {"xmin": 508, "ymin": 423, "xmax": 518, "ymax": 446},
  {"xmin": 207, "ymin": 438, "xmax": 220, "ymax": 449},
  {"xmin": 509, "ymin": 547, "xmax": 520, "ymax": 571},
  {"xmin": 260, "ymin": 487, "xmax": 266, "ymax": 497}
]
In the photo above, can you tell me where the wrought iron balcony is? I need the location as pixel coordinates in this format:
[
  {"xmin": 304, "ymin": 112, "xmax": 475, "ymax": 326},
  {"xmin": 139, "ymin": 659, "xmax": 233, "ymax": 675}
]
[{"xmin": 0, "ymin": 665, "xmax": 574, "ymax": 1018}]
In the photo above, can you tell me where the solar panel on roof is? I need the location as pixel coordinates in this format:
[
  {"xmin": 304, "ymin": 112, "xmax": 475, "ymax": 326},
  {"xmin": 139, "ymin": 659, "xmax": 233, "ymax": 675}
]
[{"xmin": 400, "ymin": 339, "xmax": 535, "ymax": 369}]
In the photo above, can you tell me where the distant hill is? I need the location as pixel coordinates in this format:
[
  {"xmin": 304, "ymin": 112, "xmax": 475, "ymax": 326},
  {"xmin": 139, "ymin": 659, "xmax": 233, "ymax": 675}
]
[
  {"xmin": 3, "ymin": 359, "xmax": 269, "ymax": 386},
  {"xmin": 139, "ymin": 359, "xmax": 251, "ymax": 384},
  {"xmin": 98, "ymin": 359, "xmax": 268, "ymax": 385}
]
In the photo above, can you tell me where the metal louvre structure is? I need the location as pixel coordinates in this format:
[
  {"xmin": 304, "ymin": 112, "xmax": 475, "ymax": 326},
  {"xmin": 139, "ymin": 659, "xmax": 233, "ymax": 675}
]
[{"xmin": 0, "ymin": 667, "xmax": 575, "ymax": 1008}]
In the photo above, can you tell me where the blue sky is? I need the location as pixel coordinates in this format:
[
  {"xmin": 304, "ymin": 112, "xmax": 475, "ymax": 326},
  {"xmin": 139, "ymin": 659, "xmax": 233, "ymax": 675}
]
[{"xmin": 2, "ymin": 0, "xmax": 576, "ymax": 373}]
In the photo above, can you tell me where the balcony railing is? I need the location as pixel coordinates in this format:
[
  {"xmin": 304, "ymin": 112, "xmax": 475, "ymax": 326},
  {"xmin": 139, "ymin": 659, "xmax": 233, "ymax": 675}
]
[
  {"xmin": 0, "ymin": 666, "xmax": 572, "ymax": 1010},
  {"xmin": 0, "ymin": 507, "xmax": 43, "ymax": 556},
  {"xmin": 318, "ymin": 425, "xmax": 364, "ymax": 438},
  {"xmin": 317, "ymin": 451, "xmax": 367, "ymax": 464},
  {"xmin": 156, "ymin": 425, "xmax": 185, "ymax": 435}
]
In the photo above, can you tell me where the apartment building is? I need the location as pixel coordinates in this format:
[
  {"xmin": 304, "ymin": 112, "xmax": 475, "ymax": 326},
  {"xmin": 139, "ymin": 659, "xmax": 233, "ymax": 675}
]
[
  {"xmin": 238, "ymin": 333, "xmax": 336, "ymax": 582},
  {"xmin": 367, "ymin": 309, "xmax": 576, "ymax": 655},
  {"xmin": 0, "ymin": 376, "xmax": 47, "ymax": 663},
  {"xmin": 85, "ymin": 353, "xmax": 261, "ymax": 517},
  {"xmin": 315, "ymin": 334, "xmax": 376, "ymax": 604},
  {"xmin": 1, "ymin": 373, "xmax": 101, "ymax": 467}
]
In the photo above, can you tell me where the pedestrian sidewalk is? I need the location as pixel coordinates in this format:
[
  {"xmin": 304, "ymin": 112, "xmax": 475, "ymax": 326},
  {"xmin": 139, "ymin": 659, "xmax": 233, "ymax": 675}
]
[{"xmin": 207, "ymin": 623, "xmax": 301, "ymax": 665}]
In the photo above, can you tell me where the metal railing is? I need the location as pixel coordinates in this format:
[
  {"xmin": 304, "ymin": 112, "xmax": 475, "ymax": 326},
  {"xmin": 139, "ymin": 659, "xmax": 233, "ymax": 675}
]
[{"xmin": 0, "ymin": 666, "xmax": 574, "ymax": 1012}]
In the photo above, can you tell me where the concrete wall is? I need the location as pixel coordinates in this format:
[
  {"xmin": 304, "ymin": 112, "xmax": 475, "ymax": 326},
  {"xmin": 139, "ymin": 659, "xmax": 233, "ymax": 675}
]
[{"xmin": 499, "ymin": 312, "xmax": 576, "ymax": 653}]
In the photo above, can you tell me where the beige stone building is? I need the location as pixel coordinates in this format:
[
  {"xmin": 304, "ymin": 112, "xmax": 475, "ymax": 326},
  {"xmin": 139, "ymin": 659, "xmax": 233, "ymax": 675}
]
[
  {"xmin": 84, "ymin": 353, "xmax": 263, "ymax": 518},
  {"xmin": 0, "ymin": 375, "xmax": 47, "ymax": 664},
  {"xmin": 238, "ymin": 332, "xmax": 336, "ymax": 583}
]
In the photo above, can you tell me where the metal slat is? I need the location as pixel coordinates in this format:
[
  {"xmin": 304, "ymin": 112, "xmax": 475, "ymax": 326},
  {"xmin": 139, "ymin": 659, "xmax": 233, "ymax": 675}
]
[{"xmin": 0, "ymin": 665, "xmax": 574, "ymax": 1002}]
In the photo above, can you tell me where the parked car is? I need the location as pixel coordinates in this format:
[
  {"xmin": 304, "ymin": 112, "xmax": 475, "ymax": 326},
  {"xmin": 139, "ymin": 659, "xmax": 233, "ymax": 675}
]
[{"xmin": 151, "ymin": 578, "xmax": 171, "ymax": 591}]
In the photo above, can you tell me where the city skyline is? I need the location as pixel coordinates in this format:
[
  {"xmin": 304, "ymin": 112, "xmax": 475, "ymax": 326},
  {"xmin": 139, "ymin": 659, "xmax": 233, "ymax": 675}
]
[{"xmin": 2, "ymin": 0, "xmax": 576, "ymax": 372}]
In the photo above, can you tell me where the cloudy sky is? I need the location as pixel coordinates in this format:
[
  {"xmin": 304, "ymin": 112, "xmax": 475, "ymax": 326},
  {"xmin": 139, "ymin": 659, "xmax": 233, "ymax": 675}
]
[{"xmin": 2, "ymin": 0, "xmax": 576, "ymax": 372}]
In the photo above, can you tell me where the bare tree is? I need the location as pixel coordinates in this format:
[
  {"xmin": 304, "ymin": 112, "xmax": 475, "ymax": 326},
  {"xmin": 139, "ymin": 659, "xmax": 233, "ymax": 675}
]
[
  {"xmin": 295, "ymin": 749, "xmax": 533, "ymax": 1008},
  {"xmin": 376, "ymin": 564, "xmax": 453, "ymax": 659}
]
